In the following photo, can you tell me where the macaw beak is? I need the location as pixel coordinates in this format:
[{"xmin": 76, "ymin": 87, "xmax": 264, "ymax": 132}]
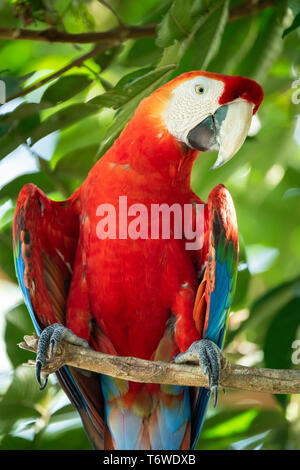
[{"xmin": 186, "ymin": 99, "xmax": 254, "ymax": 170}]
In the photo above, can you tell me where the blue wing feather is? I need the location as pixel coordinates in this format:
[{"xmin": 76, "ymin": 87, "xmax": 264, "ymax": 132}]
[
  {"xmin": 191, "ymin": 185, "xmax": 238, "ymax": 449},
  {"xmin": 14, "ymin": 243, "xmax": 42, "ymax": 334},
  {"xmin": 13, "ymin": 184, "xmax": 105, "ymax": 449}
]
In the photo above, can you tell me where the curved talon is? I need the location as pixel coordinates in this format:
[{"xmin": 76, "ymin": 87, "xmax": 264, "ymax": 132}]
[
  {"xmin": 35, "ymin": 360, "xmax": 42, "ymax": 386},
  {"xmin": 172, "ymin": 339, "xmax": 222, "ymax": 407},
  {"xmin": 35, "ymin": 360, "xmax": 48, "ymax": 390},
  {"xmin": 39, "ymin": 375, "xmax": 48, "ymax": 391},
  {"xmin": 203, "ymin": 365, "xmax": 211, "ymax": 388},
  {"xmin": 211, "ymin": 385, "xmax": 218, "ymax": 408},
  {"xmin": 35, "ymin": 323, "xmax": 89, "ymax": 391}
]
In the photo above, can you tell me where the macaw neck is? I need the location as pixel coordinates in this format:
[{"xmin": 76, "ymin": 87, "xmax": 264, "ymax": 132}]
[{"xmin": 104, "ymin": 109, "xmax": 199, "ymax": 193}]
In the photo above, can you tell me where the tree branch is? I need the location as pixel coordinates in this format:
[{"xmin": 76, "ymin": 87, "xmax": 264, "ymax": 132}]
[
  {"xmin": 19, "ymin": 334, "xmax": 300, "ymax": 395},
  {"xmin": 228, "ymin": 0, "xmax": 275, "ymax": 23},
  {"xmin": 0, "ymin": 1, "xmax": 275, "ymax": 45},
  {"xmin": 0, "ymin": 24, "xmax": 156, "ymax": 44}
]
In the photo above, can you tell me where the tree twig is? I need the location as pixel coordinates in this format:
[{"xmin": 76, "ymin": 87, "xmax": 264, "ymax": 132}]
[
  {"xmin": 0, "ymin": 1, "xmax": 275, "ymax": 45},
  {"xmin": 19, "ymin": 334, "xmax": 300, "ymax": 395},
  {"xmin": 7, "ymin": 42, "xmax": 114, "ymax": 102}
]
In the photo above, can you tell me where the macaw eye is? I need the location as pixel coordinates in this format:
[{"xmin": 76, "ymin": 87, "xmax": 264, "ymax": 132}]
[{"xmin": 195, "ymin": 85, "xmax": 205, "ymax": 95}]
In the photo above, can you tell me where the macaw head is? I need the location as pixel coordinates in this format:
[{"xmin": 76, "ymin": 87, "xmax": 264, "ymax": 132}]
[{"xmin": 142, "ymin": 71, "xmax": 263, "ymax": 169}]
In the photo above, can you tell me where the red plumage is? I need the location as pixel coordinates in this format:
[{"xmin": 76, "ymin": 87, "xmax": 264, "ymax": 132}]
[{"xmin": 13, "ymin": 71, "xmax": 263, "ymax": 449}]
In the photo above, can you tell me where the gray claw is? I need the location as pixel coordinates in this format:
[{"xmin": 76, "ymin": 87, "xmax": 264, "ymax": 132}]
[
  {"xmin": 211, "ymin": 385, "xmax": 218, "ymax": 408},
  {"xmin": 35, "ymin": 360, "xmax": 48, "ymax": 390},
  {"xmin": 173, "ymin": 339, "xmax": 223, "ymax": 407},
  {"xmin": 36, "ymin": 323, "xmax": 90, "ymax": 390}
]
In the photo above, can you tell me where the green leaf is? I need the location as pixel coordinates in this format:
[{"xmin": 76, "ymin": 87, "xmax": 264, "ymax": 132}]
[
  {"xmin": 89, "ymin": 66, "xmax": 151, "ymax": 107},
  {"xmin": 264, "ymin": 297, "xmax": 300, "ymax": 407},
  {"xmin": 265, "ymin": 301, "xmax": 300, "ymax": 371},
  {"xmin": 0, "ymin": 435, "xmax": 34, "ymax": 450},
  {"xmin": 282, "ymin": 11, "xmax": 300, "ymax": 37},
  {"xmin": 0, "ymin": 206, "xmax": 14, "ymax": 231},
  {"xmin": 0, "ymin": 100, "xmax": 99, "ymax": 160},
  {"xmin": 208, "ymin": 16, "xmax": 260, "ymax": 75},
  {"xmin": 18, "ymin": 113, "xmax": 40, "ymax": 135},
  {"xmin": 0, "ymin": 72, "xmax": 35, "ymax": 99},
  {"xmin": 0, "ymin": 57, "xmax": 173, "ymax": 163},
  {"xmin": 201, "ymin": 409, "xmax": 259, "ymax": 440},
  {"xmin": 228, "ymin": 276, "xmax": 300, "ymax": 343},
  {"xmin": 121, "ymin": 39, "xmax": 161, "ymax": 68},
  {"xmin": 53, "ymin": 144, "xmax": 99, "ymax": 178},
  {"xmin": 4, "ymin": 304, "xmax": 34, "ymax": 368},
  {"xmin": 61, "ymin": 1, "xmax": 96, "ymax": 33},
  {"xmin": 0, "ymin": 110, "xmax": 40, "ymax": 150},
  {"xmin": 0, "ymin": 131, "xmax": 23, "ymax": 161},
  {"xmin": 156, "ymin": 0, "xmax": 192, "ymax": 48},
  {"xmin": 93, "ymin": 46, "xmax": 123, "ymax": 72},
  {"xmin": 283, "ymin": 0, "xmax": 300, "ymax": 37},
  {"xmin": 0, "ymin": 366, "xmax": 42, "ymax": 434},
  {"xmin": 0, "ymin": 172, "xmax": 56, "ymax": 201},
  {"xmin": 0, "ymin": 102, "xmax": 48, "ymax": 142},
  {"xmin": 0, "ymin": 122, "xmax": 10, "ymax": 138},
  {"xmin": 238, "ymin": 5, "xmax": 288, "ymax": 83},
  {"xmin": 158, "ymin": 41, "xmax": 181, "ymax": 67},
  {"xmin": 30, "ymin": 103, "xmax": 99, "ymax": 145},
  {"xmin": 1, "ymin": 102, "xmax": 49, "ymax": 123},
  {"xmin": 231, "ymin": 235, "xmax": 251, "ymax": 310},
  {"xmin": 50, "ymin": 114, "xmax": 109, "ymax": 169},
  {"xmin": 33, "ymin": 422, "xmax": 92, "ymax": 450},
  {"xmin": 197, "ymin": 406, "xmax": 287, "ymax": 450},
  {"xmin": 196, "ymin": 408, "xmax": 259, "ymax": 450},
  {"xmin": 0, "ymin": 102, "xmax": 51, "ymax": 156},
  {"xmin": 90, "ymin": 65, "xmax": 175, "ymax": 109},
  {"xmin": 41, "ymin": 74, "xmax": 93, "ymax": 104},
  {"xmin": 176, "ymin": 0, "xmax": 229, "ymax": 73},
  {"xmin": 0, "ymin": 228, "xmax": 15, "ymax": 280}
]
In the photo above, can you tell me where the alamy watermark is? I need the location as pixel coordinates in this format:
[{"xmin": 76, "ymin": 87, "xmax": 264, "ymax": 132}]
[
  {"xmin": 0, "ymin": 80, "xmax": 6, "ymax": 104},
  {"xmin": 95, "ymin": 196, "xmax": 204, "ymax": 250},
  {"xmin": 291, "ymin": 78, "xmax": 300, "ymax": 105},
  {"xmin": 292, "ymin": 340, "xmax": 300, "ymax": 365}
]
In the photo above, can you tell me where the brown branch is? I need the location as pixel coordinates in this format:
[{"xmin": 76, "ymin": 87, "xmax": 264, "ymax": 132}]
[
  {"xmin": 0, "ymin": 1, "xmax": 275, "ymax": 45},
  {"xmin": 0, "ymin": 24, "xmax": 156, "ymax": 44},
  {"xmin": 228, "ymin": 0, "xmax": 275, "ymax": 23},
  {"xmin": 19, "ymin": 334, "xmax": 300, "ymax": 395}
]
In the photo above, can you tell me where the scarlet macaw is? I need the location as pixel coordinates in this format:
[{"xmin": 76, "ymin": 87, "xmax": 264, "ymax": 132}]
[{"xmin": 13, "ymin": 71, "xmax": 263, "ymax": 450}]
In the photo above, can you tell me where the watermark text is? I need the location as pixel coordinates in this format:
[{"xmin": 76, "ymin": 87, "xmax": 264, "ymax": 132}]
[
  {"xmin": 95, "ymin": 196, "xmax": 204, "ymax": 251},
  {"xmin": 0, "ymin": 80, "xmax": 5, "ymax": 104}
]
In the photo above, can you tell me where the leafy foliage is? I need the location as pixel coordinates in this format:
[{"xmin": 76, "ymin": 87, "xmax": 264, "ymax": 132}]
[{"xmin": 0, "ymin": 0, "xmax": 299, "ymax": 450}]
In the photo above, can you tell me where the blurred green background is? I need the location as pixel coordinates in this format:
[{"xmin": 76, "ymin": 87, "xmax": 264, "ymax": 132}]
[{"xmin": 0, "ymin": 0, "xmax": 299, "ymax": 450}]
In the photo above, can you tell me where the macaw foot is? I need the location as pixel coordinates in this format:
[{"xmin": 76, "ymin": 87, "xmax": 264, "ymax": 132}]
[
  {"xmin": 172, "ymin": 339, "xmax": 223, "ymax": 407},
  {"xmin": 36, "ymin": 323, "xmax": 89, "ymax": 390}
]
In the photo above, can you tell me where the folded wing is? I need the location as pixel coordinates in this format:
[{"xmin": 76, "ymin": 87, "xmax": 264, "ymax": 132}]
[
  {"xmin": 191, "ymin": 184, "xmax": 239, "ymax": 448},
  {"xmin": 13, "ymin": 184, "xmax": 105, "ymax": 449}
]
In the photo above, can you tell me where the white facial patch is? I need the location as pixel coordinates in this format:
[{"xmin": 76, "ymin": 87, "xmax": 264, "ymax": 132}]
[{"xmin": 163, "ymin": 76, "xmax": 225, "ymax": 145}]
